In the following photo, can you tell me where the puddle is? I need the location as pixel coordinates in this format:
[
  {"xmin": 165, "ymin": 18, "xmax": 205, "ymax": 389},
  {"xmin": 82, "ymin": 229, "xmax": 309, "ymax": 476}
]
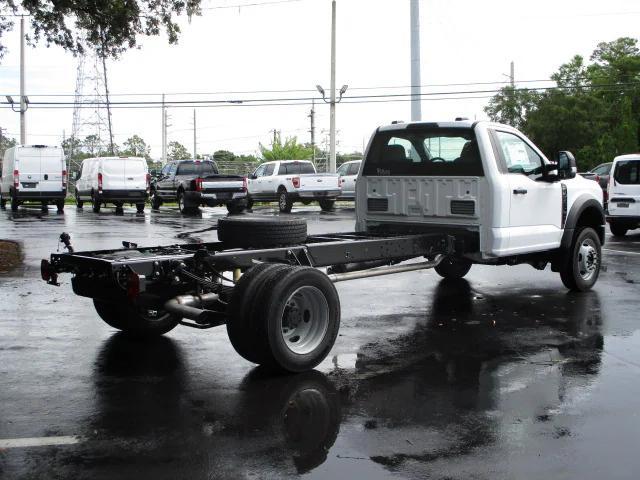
[{"xmin": 0, "ymin": 240, "xmax": 23, "ymax": 273}]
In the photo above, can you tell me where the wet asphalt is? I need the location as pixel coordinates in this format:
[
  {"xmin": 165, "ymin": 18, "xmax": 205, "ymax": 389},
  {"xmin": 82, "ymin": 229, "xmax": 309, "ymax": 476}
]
[{"xmin": 1, "ymin": 203, "xmax": 639, "ymax": 479}]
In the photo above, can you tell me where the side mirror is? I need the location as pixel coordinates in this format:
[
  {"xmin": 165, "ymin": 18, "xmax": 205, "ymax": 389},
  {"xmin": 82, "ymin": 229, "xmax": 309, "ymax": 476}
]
[
  {"xmin": 557, "ymin": 151, "xmax": 577, "ymax": 179},
  {"xmin": 249, "ymin": 173, "xmax": 257, "ymax": 180}
]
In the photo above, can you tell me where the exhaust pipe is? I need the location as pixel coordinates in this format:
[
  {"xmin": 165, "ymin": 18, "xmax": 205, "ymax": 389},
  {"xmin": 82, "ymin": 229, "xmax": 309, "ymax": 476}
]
[
  {"xmin": 327, "ymin": 255, "xmax": 444, "ymax": 283},
  {"xmin": 164, "ymin": 293, "xmax": 225, "ymax": 326}
]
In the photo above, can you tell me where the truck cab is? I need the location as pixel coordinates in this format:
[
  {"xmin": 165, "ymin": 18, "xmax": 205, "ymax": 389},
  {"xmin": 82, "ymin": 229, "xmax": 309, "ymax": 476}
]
[{"xmin": 356, "ymin": 121, "xmax": 605, "ymax": 289}]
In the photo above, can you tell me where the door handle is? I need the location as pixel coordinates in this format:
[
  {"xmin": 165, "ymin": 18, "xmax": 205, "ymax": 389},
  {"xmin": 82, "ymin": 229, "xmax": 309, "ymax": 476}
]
[{"xmin": 513, "ymin": 188, "xmax": 528, "ymax": 195}]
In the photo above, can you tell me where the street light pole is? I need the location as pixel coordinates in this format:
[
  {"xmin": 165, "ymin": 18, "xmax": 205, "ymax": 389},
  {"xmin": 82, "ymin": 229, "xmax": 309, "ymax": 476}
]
[
  {"xmin": 20, "ymin": 16, "xmax": 26, "ymax": 144},
  {"xmin": 410, "ymin": 0, "xmax": 422, "ymax": 122},
  {"xmin": 329, "ymin": 0, "xmax": 337, "ymax": 173}
]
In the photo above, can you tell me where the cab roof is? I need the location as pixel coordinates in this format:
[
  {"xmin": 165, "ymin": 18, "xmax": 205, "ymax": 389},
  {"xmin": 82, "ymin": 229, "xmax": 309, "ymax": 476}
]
[{"xmin": 378, "ymin": 120, "xmax": 478, "ymax": 132}]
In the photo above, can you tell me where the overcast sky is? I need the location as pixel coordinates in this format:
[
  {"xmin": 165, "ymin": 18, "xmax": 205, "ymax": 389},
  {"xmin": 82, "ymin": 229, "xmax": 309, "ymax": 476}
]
[{"xmin": 1, "ymin": 0, "xmax": 639, "ymax": 159}]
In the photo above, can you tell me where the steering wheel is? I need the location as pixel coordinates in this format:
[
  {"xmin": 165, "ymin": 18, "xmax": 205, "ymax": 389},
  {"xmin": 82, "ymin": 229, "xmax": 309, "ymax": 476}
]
[{"xmin": 430, "ymin": 157, "xmax": 446, "ymax": 163}]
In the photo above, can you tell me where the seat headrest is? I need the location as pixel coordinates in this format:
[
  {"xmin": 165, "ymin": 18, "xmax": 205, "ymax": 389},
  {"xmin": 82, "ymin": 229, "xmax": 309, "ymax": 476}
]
[
  {"xmin": 384, "ymin": 144, "xmax": 408, "ymax": 162},
  {"xmin": 457, "ymin": 141, "xmax": 480, "ymax": 164}
]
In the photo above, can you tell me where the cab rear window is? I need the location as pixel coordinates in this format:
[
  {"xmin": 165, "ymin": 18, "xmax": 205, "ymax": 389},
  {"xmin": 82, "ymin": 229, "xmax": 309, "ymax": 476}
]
[
  {"xmin": 614, "ymin": 160, "xmax": 640, "ymax": 184},
  {"xmin": 279, "ymin": 162, "xmax": 315, "ymax": 175},
  {"xmin": 177, "ymin": 161, "xmax": 218, "ymax": 176},
  {"xmin": 362, "ymin": 128, "xmax": 483, "ymax": 176}
]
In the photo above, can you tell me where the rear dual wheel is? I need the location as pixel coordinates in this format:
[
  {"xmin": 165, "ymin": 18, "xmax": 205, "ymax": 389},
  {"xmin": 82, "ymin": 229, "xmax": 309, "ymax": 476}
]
[{"xmin": 227, "ymin": 264, "xmax": 341, "ymax": 373}]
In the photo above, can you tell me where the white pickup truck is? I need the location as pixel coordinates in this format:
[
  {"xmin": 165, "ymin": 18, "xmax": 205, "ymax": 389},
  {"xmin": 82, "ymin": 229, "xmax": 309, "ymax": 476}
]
[
  {"xmin": 247, "ymin": 160, "xmax": 341, "ymax": 212},
  {"xmin": 356, "ymin": 120, "xmax": 605, "ymax": 291}
]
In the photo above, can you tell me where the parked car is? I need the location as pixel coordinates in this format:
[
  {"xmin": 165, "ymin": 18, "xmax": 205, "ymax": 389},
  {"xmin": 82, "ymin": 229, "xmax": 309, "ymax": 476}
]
[
  {"xmin": 151, "ymin": 159, "xmax": 247, "ymax": 214},
  {"xmin": 0, "ymin": 145, "xmax": 67, "ymax": 212},
  {"xmin": 75, "ymin": 156, "xmax": 149, "ymax": 213},
  {"xmin": 606, "ymin": 154, "xmax": 640, "ymax": 237},
  {"xmin": 247, "ymin": 160, "xmax": 340, "ymax": 212},
  {"xmin": 336, "ymin": 160, "xmax": 361, "ymax": 200},
  {"xmin": 581, "ymin": 162, "xmax": 611, "ymax": 205}
]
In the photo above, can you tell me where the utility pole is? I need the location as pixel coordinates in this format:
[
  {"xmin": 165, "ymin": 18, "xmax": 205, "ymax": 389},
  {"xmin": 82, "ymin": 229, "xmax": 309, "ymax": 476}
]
[
  {"xmin": 329, "ymin": 0, "xmax": 337, "ymax": 173},
  {"xmin": 410, "ymin": 0, "xmax": 422, "ymax": 122},
  {"xmin": 510, "ymin": 60, "xmax": 515, "ymax": 87},
  {"xmin": 19, "ymin": 16, "xmax": 26, "ymax": 145},
  {"xmin": 101, "ymin": 55, "xmax": 114, "ymax": 154},
  {"xmin": 161, "ymin": 94, "xmax": 167, "ymax": 163},
  {"xmin": 309, "ymin": 99, "xmax": 316, "ymax": 163},
  {"xmin": 193, "ymin": 109, "xmax": 197, "ymax": 160}
]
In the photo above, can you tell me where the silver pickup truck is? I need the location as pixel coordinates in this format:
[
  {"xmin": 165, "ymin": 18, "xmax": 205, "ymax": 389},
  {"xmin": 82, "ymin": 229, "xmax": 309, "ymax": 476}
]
[{"xmin": 247, "ymin": 160, "xmax": 340, "ymax": 212}]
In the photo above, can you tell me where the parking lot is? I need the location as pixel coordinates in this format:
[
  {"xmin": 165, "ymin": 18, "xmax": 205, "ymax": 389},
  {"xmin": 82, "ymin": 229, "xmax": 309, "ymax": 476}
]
[{"xmin": 1, "ymin": 204, "xmax": 640, "ymax": 479}]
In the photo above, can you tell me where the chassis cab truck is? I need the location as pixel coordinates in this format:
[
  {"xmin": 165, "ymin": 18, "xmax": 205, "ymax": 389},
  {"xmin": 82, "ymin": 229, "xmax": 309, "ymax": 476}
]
[
  {"xmin": 41, "ymin": 121, "xmax": 605, "ymax": 373},
  {"xmin": 356, "ymin": 121, "xmax": 605, "ymax": 291}
]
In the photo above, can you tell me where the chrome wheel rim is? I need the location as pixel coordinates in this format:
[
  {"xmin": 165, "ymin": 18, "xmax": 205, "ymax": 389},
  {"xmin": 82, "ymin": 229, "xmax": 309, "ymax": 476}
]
[
  {"xmin": 178, "ymin": 194, "xmax": 184, "ymax": 211},
  {"xmin": 577, "ymin": 238, "xmax": 598, "ymax": 281},
  {"xmin": 279, "ymin": 193, "xmax": 287, "ymax": 210},
  {"xmin": 280, "ymin": 286, "xmax": 329, "ymax": 355}
]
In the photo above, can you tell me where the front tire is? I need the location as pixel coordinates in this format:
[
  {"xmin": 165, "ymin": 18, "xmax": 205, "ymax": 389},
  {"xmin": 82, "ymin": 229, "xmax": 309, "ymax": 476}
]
[
  {"xmin": 610, "ymin": 221, "xmax": 628, "ymax": 237},
  {"xmin": 559, "ymin": 227, "xmax": 601, "ymax": 292},
  {"xmin": 0, "ymin": 192, "xmax": 6, "ymax": 209},
  {"xmin": 278, "ymin": 189, "xmax": 293, "ymax": 213},
  {"xmin": 56, "ymin": 199, "xmax": 65, "ymax": 212},
  {"xmin": 75, "ymin": 192, "xmax": 83, "ymax": 209},
  {"xmin": 93, "ymin": 299, "xmax": 180, "ymax": 337},
  {"xmin": 136, "ymin": 203, "xmax": 145, "ymax": 213},
  {"xmin": 92, "ymin": 195, "xmax": 101, "ymax": 213},
  {"xmin": 434, "ymin": 256, "xmax": 472, "ymax": 279}
]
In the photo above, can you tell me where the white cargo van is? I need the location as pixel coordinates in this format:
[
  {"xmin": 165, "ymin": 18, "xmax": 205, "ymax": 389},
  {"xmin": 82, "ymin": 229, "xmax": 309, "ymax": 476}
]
[
  {"xmin": 606, "ymin": 154, "xmax": 640, "ymax": 236},
  {"xmin": 75, "ymin": 156, "xmax": 149, "ymax": 213},
  {"xmin": 0, "ymin": 145, "xmax": 67, "ymax": 212}
]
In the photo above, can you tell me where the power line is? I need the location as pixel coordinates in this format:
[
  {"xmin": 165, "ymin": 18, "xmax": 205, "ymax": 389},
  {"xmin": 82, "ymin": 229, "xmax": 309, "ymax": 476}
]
[
  {"xmin": 3, "ymin": 81, "xmax": 638, "ymax": 109},
  {"xmin": 2, "ymin": 78, "xmax": 560, "ymax": 98}
]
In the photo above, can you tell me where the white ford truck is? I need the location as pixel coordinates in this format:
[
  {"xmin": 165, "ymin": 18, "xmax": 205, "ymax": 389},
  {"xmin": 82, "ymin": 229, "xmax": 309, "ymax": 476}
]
[
  {"xmin": 42, "ymin": 120, "xmax": 605, "ymax": 373},
  {"xmin": 247, "ymin": 160, "xmax": 341, "ymax": 212},
  {"xmin": 356, "ymin": 120, "xmax": 605, "ymax": 291}
]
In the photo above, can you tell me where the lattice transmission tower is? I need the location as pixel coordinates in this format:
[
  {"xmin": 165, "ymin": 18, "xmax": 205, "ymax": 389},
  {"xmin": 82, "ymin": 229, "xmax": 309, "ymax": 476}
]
[{"xmin": 68, "ymin": 50, "xmax": 115, "ymax": 178}]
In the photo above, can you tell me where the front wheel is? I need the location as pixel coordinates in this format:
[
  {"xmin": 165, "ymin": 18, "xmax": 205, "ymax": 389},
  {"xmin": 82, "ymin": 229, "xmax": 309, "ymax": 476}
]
[
  {"xmin": 0, "ymin": 192, "xmax": 6, "ymax": 209},
  {"xmin": 319, "ymin": 199, "xmax": 335, "ymax": 211},
  {"xmin": 56, "ymin": 199, "xmax": 65, "ymax": 212},
  {"xmin": 434, "ymin": 256, "xmax": 472, "ymax": 279},
  {"xmin": 75, "ymin": 192, "xmax": 83, "ymax": 209},
  {"xmin": 136, "ymin": 203, "xmax": 145, "ymax": 213},
  {"xmin": 93, "ymin": 299, "xmax": 180, "ymax": 337},
  {"xmin": 609, "ymin": 221, "xmax": 628, "ymax": 237},
  {"xmin": 559, "ymin": 227, "xmax": 601, "ymax": 292},
  {"xmin": 278, "ymin": 190, "xmax": 293, "ymax": 213}
]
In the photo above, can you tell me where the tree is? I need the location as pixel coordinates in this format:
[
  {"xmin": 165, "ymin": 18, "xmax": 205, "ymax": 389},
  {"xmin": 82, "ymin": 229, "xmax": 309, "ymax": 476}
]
[
  {"xmin": 122, "ymin": 135, "xmax": 151, "ymax": 159},
  {"xmin": 168, "ymin": 141, "xmax": 191, "ymax": 160},
  {"xmin": 0, "ymin": 0, "xmax": 202, "ymax": 60},
  {"xmin": 212, "ymin": 150, "xmax": 236, "ymax": 163},
  {"xmin": 0, "ymin": 130, "xmax": 16, "ymax": 164},
  {"xmin": 483, "ymin": 86, "xmax": 540, "ymax": 130},
  {"xmin": 484, "ymin": 37, "xmax": 640, "ymax": 171},
  {"xmin": 259, "ymin": 133, "xmax": 313, "ymax": 161}
]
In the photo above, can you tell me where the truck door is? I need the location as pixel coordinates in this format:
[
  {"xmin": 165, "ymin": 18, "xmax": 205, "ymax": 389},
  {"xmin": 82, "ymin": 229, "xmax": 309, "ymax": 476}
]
[
  {"xmin": 16, "ymin": 147, "xmax": 42, "ymax": 192},
  {"xmin": 492, "ymin": 130, "xmax": 563, "ymax": 253}
]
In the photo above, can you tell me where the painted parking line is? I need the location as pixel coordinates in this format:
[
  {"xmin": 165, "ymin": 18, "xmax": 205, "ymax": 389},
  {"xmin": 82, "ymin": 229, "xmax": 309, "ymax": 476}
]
[
  {"xmin": 0, "ymin": 436, "xmax": 81, "ymax": 449},
  {"xmin": 603, "ymin": 248, "xmax": 640, "ymax": 256}
]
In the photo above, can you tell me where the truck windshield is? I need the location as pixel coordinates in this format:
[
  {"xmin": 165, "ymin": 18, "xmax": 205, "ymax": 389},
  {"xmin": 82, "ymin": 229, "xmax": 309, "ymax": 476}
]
[
  {"xmin": 177, "ymin": 161, "xmax": 218, "ymax": 176},
  {"xmin": 362, "ymin": 127, "xmax": 483, "ymax": 176},
  {"xmin": 614, "ymin": 159, "xmax": 640, "ymax": 184}
]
